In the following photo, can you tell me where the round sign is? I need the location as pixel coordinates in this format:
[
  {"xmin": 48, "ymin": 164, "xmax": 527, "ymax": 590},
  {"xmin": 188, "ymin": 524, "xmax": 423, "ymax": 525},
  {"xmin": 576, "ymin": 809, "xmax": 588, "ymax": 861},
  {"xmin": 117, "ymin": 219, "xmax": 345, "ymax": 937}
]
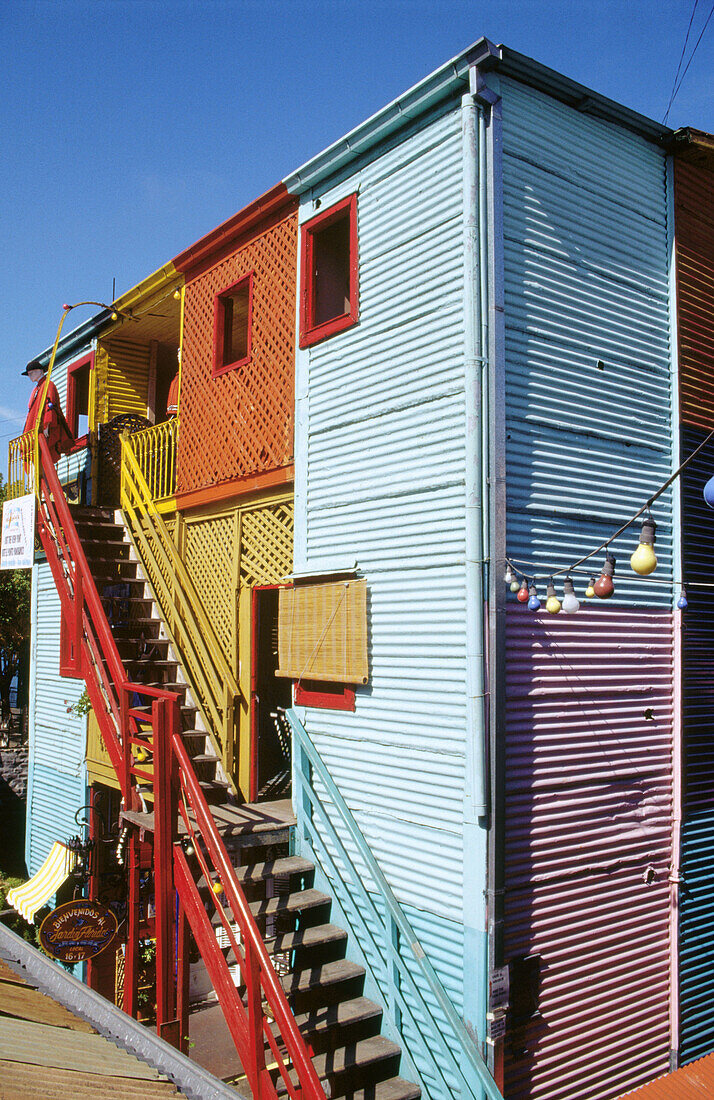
[{"xmin": 39, "ymin": 899, "xmax": 118, "ymax": 963}]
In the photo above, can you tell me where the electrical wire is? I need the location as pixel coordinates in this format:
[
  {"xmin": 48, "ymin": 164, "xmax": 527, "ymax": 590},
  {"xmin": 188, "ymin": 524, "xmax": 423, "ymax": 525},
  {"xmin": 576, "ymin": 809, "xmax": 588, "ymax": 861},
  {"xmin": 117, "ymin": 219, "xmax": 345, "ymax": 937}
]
[
  {"xmin": 664, "ymin": 0, "xmax": 714, "ymax": 123},
  {"xmin": 505, "ymin": 425, "xmax": 714, "ymax": 586},
  {"xmin": 664, "ymin": 0, "xmax": 700, "ymax": 123}
]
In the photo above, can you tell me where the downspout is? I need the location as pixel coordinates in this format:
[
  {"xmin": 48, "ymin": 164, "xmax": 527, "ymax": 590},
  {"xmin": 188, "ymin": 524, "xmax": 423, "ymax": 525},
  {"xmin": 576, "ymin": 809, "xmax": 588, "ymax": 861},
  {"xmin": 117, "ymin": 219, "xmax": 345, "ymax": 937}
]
[{"xmin": 666, "ymin": 152, "xmax": 682, "ymax": 1073}]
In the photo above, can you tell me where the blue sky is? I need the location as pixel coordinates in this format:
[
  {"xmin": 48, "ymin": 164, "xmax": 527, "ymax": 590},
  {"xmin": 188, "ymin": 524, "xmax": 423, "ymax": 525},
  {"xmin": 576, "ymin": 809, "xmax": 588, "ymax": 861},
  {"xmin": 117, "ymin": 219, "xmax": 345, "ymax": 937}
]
[{"xmin": 2, "ymin": 0, "xmax": 712, "ymax": 444}]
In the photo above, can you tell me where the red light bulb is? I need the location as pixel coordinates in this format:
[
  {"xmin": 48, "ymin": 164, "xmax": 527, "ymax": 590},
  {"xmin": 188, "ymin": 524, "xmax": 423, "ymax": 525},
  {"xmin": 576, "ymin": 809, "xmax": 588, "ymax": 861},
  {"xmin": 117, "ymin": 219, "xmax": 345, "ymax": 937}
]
[
  {"xmin": 517, "ymin": 580, "xmax": 529, "ymax": 602},
  {"xmin": 594, "ymin": 553, "xmax": 616, "ymax": 599}
]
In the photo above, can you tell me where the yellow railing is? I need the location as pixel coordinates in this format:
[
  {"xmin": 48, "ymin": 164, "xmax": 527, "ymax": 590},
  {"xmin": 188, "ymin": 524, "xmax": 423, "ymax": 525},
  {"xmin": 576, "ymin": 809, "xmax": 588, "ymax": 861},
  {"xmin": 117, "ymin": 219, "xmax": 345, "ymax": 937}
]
[
  {"xmin": 126, "ymin": 417, "xmax": 178, "ymax": 506},
  {"xmin": 7, "ymin": 431, "xmax": 37, "ymax": 500},
  {"xmin": 120, "ymin": 436, "xmax": 242, "ymax": 780}
]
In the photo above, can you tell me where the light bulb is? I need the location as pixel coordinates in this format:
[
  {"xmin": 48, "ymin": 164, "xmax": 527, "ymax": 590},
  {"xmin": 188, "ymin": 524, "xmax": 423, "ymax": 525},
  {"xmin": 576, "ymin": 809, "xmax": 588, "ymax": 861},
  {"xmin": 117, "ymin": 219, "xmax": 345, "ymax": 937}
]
[
  {"xmin": 185, "ymin": 843, "xmax": 195, "ymax": 857},
  {"xmin": 545, "ymin": 579, "xmax": 561, "ymax": 615},
  {"xmin": 594, "ymin": 553, "xmax": 616, "ymax": 599},
  {"xmin": 505, "ymin": 565, "xmax": 514, "ymax": 584},
  {"xmin": 517, "ymin": 580, "xmax": 529, "ymax": 603},
  {"xmin": 585, "ymin": 576, "xmax": 596, "ymax": 599},
  {"xmin": 510, "ymin": 578, "xmax": 520, "ymax": 593},
  {"xmin": 677, "ymin": 588, "xmax": 688, "ymax": 610},
  {"xmin": 704, "ymin": 475, "xmax": 714, "ymax": 509},
  {"xmin": 212, "ymin": 882, "xmax": 224, "ymax": 896},
  {"xmin": 528, "ymin": 585, "xmax": 541, "ymax": 611},
  {"xmin": 562, "ymin": 577, "xmax": 580, "ymax": 613},
  {"xmin": 630, "ymin": 516, "xmax": 657, "ymax": 576},
  {"xmin": 111, "ymin": 311, "xmax": 118, "ymax": 321}
]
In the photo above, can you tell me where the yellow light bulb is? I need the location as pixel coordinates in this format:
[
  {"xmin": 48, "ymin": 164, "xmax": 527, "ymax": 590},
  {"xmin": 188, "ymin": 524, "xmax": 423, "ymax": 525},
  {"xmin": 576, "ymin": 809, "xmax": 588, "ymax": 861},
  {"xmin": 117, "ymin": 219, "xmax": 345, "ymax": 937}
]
[
  {"xmin": 212, "ymin": 882, "xmax": 224, "ymax": 895},
  {"xmin": 585, "ymin": 575, "xmax": 596, "ymax": 598},
  {"xmin": 111, "ymin": 311, "xmax": 118, "ymax": 321},
  {"xmin": 545, "ymin": 580, "xmax": 561, "ymax": 614},
  {"xmin": 630, "ymin": 542, "xmax": 657, "ymax": 576}
]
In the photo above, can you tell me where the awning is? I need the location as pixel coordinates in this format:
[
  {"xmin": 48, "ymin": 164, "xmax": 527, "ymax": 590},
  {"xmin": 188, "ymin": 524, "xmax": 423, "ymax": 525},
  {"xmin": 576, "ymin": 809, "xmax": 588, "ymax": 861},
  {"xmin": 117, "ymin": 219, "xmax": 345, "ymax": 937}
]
[{"xmin": 7, "ymin": 842, "xmax": 77, "ymax": 924}]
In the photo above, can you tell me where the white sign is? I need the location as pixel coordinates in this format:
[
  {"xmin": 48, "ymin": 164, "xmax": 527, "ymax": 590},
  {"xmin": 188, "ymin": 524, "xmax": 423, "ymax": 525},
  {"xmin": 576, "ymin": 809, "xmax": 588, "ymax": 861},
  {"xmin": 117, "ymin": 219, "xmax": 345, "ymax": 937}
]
[
  {"xmin": 1, "ymin": 494, "xmax": 36, "ymax": 570},
  {"xmin": 489, "ymin": 964, "xmax": 510, "ymax": 1011}
]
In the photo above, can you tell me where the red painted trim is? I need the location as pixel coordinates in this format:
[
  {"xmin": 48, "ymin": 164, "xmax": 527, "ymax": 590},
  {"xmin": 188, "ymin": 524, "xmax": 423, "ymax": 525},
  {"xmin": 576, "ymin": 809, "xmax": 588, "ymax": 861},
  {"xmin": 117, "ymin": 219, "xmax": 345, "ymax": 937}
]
[
  {"xmin": 176, "ymin": 464, "xmax": 294, "ymax": 513},
  {"xmin": 65, "ymin": 351, "xmax": 94, "ymax": 438},
  {"xmin": 173, "ymin": 183, "xmax": 297, "ymax": 279},
  {"xmin": 250, "ymin": 586, "xmax": 259, "ymax": 803},
  {"xmin": 294, "ymin": 681, "xmax": 356, "ymax": 711},
  {"xmin": 299, "ymin": 193, "xmax": 359, "ymax": 349},
  {"xmin": 212, "ymin": 271, "xmax": 254, "ymax": 378}
]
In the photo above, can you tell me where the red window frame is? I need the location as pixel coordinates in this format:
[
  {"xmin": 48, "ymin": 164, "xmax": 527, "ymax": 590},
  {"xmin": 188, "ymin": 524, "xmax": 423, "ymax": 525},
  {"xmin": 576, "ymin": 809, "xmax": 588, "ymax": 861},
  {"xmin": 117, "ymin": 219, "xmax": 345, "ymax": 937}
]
[
  {"xmin": 299, "ymin": 193, "xmax": 358, "ymax": 348},
  {"xmin": 212, "ymin": 271, "xmax": 254, "ymax": 378},
  {"xmin": 65, "ymin": 351, "xmax": 94, "ymax": 447},
  {"xmin": 294, "ymin": 681, "xmax": 356, "ymax": 712}
]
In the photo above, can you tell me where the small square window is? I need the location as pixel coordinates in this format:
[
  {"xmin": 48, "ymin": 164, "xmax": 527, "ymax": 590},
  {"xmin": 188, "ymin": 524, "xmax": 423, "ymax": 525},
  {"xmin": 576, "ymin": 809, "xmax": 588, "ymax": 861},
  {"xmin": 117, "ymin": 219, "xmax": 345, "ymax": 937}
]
[
  {"xmin": 213, "ymin": 272, "xmax": 253, "ymax": 377},
  {"xmin": 300, "ymin": 194, "xmax": 358, "ymax": 348}
]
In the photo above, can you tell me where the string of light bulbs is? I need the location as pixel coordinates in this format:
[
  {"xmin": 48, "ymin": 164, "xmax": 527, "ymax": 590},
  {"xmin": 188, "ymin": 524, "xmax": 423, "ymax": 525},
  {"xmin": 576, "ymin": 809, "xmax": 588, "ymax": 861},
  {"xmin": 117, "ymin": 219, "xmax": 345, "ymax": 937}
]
[{"xmin": 504, "ymin": 424, "xmax": 714, "ymax": 614}]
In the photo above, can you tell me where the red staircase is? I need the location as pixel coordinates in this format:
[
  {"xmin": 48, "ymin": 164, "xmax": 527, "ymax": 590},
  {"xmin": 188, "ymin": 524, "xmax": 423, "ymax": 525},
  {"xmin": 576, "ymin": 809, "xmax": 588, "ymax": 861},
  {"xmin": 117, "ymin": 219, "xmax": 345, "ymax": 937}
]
[{"xmin": 35, "ymin": 435, "xmax": 421, "ymax": 1100}]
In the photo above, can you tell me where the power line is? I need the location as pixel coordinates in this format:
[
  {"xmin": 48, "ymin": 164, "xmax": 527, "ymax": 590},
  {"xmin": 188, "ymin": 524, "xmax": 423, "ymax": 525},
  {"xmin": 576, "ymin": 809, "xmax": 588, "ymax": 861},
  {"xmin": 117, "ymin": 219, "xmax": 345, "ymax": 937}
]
[
  {"xmin": 664, "ymin": 0, "xmax": 714, "ymax": 123},
  {"xmin": 664, "ymin": 0, "xmax": 700, "ymax": 123}
]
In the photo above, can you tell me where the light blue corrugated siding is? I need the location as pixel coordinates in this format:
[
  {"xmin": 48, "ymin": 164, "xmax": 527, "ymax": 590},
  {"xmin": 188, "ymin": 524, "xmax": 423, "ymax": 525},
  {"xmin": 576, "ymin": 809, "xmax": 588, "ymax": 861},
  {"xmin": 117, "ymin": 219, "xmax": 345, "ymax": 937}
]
[
  {"xmin": 502, "ymin": 77, "xmax": 674, "ymax": 607},
  {"xmin": 294, "ymin": 102, "xmax": 473, "ymax": 1098},
  {"xmin": 501, "ymin": 76, "xmax": 674, "ymax": 1099},
  {"xmin": 26, "ymin": 562, "xmax": 86, "ymax": 877}
]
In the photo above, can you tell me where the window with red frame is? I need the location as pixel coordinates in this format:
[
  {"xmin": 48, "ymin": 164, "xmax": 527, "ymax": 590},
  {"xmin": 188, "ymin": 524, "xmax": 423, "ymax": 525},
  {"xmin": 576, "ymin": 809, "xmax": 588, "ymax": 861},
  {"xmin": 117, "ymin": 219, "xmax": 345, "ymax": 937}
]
[
  {"xmin": 213, "ymin": 272, "xmax": 253, "ymax": 377},
  {"xmin": 66, "ymin": 353, "xmax": 93, "ymax": 444},
  {"xmin": 300, "ymin": 194, "xmax": 358, "ymax": 348}
]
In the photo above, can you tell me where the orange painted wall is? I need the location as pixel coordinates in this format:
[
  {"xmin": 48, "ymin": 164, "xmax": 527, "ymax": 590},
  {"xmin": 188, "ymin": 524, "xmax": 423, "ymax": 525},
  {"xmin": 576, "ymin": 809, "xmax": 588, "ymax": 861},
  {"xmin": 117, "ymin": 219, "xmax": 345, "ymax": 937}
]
[{"xmin": 177, "ymin": 209, "xmax": 297, "ymax": 495}]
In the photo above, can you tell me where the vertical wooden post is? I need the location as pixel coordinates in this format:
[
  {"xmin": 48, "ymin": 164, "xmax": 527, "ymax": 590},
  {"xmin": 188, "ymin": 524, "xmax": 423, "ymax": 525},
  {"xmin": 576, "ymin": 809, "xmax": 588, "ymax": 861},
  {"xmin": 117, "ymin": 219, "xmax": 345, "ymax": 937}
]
[
  {"xmin": 124, "ymin": 830, "xmax": 140, "ymax": 1019},
  {"xmin": 121, "ymin": 687, "xmax": 131, "ymax": 806},
  {"xmin": 176, "ymin": 893, "xmax": 190, "ymax": 1055},
  {"xmin": 74, "ymin": 571, "xmax": 83, "ymax": 675},
  {"xmin": 153, "ymin": 697, "xmax": 177, "ymax": 1038},
  {"xmin": 244, "ymin": 943, "xmax": 267, "ymax": 1093}
]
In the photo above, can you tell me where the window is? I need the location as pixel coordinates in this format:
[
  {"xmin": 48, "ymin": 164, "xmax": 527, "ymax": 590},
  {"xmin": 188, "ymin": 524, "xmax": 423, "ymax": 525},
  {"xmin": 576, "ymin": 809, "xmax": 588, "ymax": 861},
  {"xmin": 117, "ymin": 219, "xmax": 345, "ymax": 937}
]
[
  {"xmin": 66, "ymin": 353, "xmax": 93, "ymax": 444},
  {"xmin": 213, "ymin": 272, "xmax": 253, "ymax": 377},
  {"xmin": 300, "ymin": 194, "xmax": 358, "ymax": 348}
]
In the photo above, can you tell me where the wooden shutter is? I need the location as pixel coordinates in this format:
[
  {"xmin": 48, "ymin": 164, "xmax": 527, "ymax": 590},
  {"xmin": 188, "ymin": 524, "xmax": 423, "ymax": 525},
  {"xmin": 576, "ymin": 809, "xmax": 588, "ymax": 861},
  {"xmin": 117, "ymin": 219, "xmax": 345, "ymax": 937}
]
[{"xmin": 277, "ymin": 579, "xmax": 368, "ymax": 685}]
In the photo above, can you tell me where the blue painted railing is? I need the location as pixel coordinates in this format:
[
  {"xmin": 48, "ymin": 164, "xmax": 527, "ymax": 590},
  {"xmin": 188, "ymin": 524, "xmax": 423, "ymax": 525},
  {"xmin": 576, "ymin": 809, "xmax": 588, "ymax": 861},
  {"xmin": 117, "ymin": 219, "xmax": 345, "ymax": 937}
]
[{"xmin": 286, "ymin": 708, "xmax": 504, "ymax": 1100}]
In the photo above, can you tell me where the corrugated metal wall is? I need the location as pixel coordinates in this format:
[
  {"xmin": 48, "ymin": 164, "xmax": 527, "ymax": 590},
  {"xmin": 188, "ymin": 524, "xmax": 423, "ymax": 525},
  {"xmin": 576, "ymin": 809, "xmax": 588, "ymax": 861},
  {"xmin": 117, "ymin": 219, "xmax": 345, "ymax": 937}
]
[
  {"xmin": 501, "ymin": 76, "xmax": 674, "ymax": 1099},
  {"xmin": 95, "ymin": 339, "xmax": 151, "ymax": 422},
  {"xmin": 675, "ymin": 153, "xmax": 714, "ymax": 1064},
  {"xmin": 26, "ymin": 562, "xmax": 86, "ymax": 877},
  {"xmin": 293, "ymin": 100, "xmax": 475, "ymax": 1099}
]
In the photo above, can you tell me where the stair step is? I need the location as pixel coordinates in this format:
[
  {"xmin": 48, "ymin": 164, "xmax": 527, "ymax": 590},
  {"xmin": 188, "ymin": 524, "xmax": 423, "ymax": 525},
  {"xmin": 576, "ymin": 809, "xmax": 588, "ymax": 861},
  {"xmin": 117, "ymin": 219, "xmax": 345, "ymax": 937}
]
[
  {"xmin": 235, "ymin": 855, "xmax": 314, "ymax": 886},
  {"xmin": 275, "ymin": 1036, "xmax": 402, "ymax": 1098},
  {"xmin": 265, "ymin": 922, "xmax": 347, "ymax": 957},
  {"xmin": 244, "ymin": 888, "xmax": 331, "ymax": 922},
  {"xmin": 333, "ymin": 1078, "xmax": 422, "ymax": 1100},
  {"xmin": 282, "ymin": 958, "xmax": 364, "ymax": 998},
  {"xmin": 282, "ymin": 996, "xmax": 383, "ymax": 1049}
]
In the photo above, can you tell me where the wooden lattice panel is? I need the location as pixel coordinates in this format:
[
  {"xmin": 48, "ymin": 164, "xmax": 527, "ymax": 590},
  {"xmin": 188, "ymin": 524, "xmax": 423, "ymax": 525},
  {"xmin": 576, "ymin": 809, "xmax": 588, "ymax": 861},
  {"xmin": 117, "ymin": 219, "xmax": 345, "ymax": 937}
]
[
  {"xmin": 239, "ymin": 501, "xmax": 293, "ymax": 587},
  {"xmin": 183, "ymin": 514, "xmax": 236, "ymax": 660},
  {"xmin": 178, "ymin": 212, "xmax": 297, "ymax": 493}
]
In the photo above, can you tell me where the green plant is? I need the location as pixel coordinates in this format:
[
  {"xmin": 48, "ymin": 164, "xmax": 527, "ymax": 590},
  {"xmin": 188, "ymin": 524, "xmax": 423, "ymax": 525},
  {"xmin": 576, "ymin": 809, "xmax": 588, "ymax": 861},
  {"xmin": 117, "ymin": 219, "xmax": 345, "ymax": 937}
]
[{"xmin": 67, "ymin": 688, "xmax": 91, "ymax": 718}]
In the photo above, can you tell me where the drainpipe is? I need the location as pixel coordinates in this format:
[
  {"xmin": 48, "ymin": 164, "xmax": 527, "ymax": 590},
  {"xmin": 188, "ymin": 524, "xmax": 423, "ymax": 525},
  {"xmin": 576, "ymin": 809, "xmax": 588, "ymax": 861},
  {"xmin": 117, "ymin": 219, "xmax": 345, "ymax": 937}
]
[
  {"xmin": 666, "ymin": 152, "xmax": 682, "ymax": 1072},
  {"xmin": 461, "ymin": 62, "xmax": 505, "ymax": 1085}
]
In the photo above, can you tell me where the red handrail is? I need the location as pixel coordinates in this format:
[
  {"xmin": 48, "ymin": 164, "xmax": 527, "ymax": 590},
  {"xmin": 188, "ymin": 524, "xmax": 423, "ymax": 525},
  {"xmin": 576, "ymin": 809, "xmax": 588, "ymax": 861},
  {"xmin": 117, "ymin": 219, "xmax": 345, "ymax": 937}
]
[{"xmin": 34, "ymin": 434, "xmax": 326, "ymax": 1099}]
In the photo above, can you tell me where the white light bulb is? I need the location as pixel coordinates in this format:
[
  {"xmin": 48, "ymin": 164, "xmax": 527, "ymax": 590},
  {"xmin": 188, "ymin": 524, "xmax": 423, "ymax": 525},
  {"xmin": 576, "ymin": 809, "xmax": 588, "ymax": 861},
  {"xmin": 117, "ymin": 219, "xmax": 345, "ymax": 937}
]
[{"xmin": 562, "ymin": 577, "xmax": 580, "ymax": 614}]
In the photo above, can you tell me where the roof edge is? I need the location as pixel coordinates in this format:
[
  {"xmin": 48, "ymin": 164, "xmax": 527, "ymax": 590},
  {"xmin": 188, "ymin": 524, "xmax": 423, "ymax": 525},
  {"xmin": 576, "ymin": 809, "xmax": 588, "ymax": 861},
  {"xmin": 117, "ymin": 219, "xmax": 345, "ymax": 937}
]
[
  {"xmin": 37, "ymin": 308, "xmax": 112, "ymax": 367},
  {"xmin": 172, "ymin": 182, "xmax": 297, "ymax": 278},
  {"xmin": 0, "ymin": 923, "xmax": 238, "ymax": 1100},
  {"xmin": 283, "ymin": 36, "xmax": 672, "ymax": 195},
  {"xmin": 112, "ymin": 261, "xmax": 182, "ymax": 313}
]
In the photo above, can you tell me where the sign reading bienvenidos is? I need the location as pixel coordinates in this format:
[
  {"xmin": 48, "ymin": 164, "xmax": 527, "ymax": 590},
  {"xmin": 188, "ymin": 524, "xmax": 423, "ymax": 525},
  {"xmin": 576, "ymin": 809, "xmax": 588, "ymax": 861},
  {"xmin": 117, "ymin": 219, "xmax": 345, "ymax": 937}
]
[
  {"xmin": 39, "ymin": 900, "xmax": 118, "ymax": 963},
  {"xmin": 0, "ymin": 494, "xmax": 35, "ymax": 570}
]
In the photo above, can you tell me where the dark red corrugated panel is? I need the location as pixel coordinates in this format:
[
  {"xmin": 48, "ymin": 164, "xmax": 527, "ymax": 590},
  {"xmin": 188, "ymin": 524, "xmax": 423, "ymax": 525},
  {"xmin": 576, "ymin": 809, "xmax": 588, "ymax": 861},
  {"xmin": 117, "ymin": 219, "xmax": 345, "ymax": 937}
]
[
  {"xmin": 619, "ymin": 1051, "xmax": 714, "ymax": 1097},
  {"xmin": 675, "ymin": 160, "xmax": 714, "ymax": 431},
  {"xmin": 504, "ymin": 608, "xmax": 673, "ymax": 1100}
]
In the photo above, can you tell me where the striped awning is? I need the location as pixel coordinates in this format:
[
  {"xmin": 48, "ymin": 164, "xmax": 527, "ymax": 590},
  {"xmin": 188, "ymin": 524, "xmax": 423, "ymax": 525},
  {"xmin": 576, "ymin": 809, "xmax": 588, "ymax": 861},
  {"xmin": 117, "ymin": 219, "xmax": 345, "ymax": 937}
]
[{"xmin": 7, "ymin": 843, "xmax": 77, "ymax": 924}]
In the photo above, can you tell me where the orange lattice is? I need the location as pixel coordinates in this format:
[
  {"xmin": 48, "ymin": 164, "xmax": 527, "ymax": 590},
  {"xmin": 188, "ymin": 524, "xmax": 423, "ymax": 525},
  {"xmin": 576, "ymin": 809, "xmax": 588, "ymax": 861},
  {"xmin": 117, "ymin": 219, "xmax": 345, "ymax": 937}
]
[{"xmin": 178, "ymin": 212, "xmax": 297, "ymax": 494}]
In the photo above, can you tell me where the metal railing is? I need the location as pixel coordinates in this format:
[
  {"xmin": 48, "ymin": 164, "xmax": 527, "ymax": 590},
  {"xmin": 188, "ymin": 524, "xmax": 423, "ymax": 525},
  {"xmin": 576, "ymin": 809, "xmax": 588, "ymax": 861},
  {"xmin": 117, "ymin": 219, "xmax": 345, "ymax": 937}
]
[
  {"xmin": 120, "ymin": 435, "xmax": 242, "ymax": 776},
  {"xmin": 8, "ymin": 430, "xmax": 37, "ymax": 500},
  {"xmin": 287, "ymin": 707, "xmax": 504, "ymax": 1100},
  {"xmin": 30, "ymin": 431, "xmax": 324, "ymax": 1098},
  {"xmin": 126, "ymin": 417, "xmax": 179, "ymax": 504}
]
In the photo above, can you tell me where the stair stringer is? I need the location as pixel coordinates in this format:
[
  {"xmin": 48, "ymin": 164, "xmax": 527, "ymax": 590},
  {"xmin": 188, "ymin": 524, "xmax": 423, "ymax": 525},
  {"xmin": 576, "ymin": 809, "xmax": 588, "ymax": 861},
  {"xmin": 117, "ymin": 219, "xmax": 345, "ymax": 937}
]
[
  {"xmin": 292, "ymin": 828, "xmax": 424, "ymax": 1096},
  {"xmin": 115, "ymin": 509, "xmax": 232, "ymax": 794}
]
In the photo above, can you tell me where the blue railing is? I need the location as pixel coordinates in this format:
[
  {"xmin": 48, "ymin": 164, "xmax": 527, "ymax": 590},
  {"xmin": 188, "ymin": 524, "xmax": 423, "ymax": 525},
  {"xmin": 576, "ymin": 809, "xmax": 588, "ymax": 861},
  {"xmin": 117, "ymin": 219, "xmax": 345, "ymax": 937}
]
[{"xmin": 286, "ymin": 708, "xmax": 504, "ymax": 1100}]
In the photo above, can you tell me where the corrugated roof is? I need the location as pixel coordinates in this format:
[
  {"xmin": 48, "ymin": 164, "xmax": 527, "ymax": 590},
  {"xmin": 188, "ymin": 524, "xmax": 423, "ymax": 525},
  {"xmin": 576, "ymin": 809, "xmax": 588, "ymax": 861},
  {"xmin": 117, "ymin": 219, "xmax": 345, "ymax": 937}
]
[{"xmin": 619, "ymin": 1053, "xmax": 714, "ymax": 1097}]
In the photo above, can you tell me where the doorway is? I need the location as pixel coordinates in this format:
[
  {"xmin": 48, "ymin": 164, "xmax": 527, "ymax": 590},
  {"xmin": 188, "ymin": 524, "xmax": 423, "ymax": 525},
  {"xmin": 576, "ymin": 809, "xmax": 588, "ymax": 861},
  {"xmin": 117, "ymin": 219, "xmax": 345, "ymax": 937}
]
[{"xmin": 251, "ymin": 586, "xmax": 292, "ymax": 802}]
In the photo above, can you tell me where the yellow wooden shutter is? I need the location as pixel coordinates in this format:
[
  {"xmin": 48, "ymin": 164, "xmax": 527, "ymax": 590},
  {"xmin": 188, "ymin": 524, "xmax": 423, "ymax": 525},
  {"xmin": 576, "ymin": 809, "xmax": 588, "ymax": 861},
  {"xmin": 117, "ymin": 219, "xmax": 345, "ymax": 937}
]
[{"xmin": 277, "ymin": 579, "xmax": 368, "ymax": 685}]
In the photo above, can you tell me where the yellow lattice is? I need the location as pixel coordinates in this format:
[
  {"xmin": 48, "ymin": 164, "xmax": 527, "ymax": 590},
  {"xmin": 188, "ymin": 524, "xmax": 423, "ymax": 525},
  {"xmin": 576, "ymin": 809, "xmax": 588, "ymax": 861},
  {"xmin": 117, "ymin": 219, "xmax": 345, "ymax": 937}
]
[
  {"xmin": 239, "ymin": 501, "xmax": 294, "ymax": 587},
  {"xmin": 184, "ymin": 514, "xmax": 237, "ymax": 662}
]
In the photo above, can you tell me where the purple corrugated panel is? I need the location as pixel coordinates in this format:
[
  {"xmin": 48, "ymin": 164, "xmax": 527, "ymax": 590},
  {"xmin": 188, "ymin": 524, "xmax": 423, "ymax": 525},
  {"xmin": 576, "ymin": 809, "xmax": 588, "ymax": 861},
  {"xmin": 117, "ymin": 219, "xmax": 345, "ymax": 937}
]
[{"xmin": 504, "ymin": 607, "xmax": 674, "ymax": 1100}]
